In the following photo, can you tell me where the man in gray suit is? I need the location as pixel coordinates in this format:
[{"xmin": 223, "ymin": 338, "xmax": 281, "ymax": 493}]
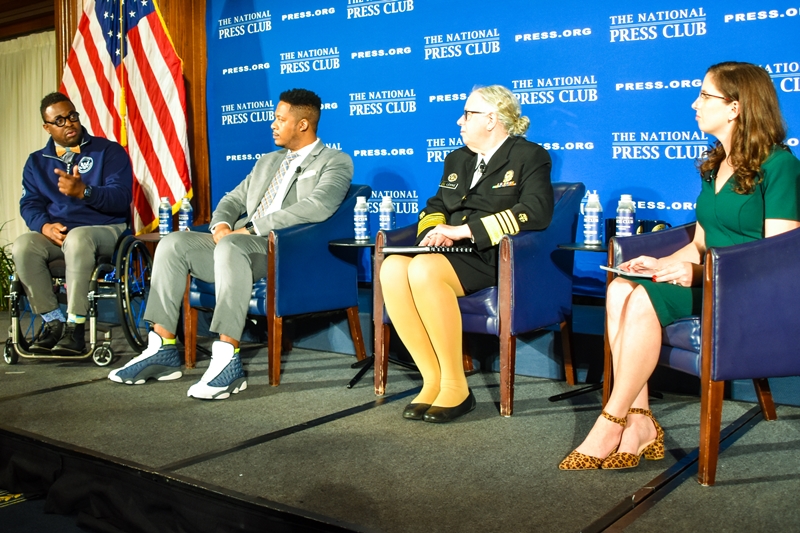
[{"xmin": 108, "ymin": 88, "xmax": 353, "ymax": 400}]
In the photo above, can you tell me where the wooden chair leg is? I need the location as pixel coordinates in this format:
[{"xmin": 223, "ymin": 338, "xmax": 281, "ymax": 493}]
[
  {"xmin": 268, "ymin": 314, "xmax": 282, "ymax": 386},
  {"xmin": 266, "ymin": 233, "xmax": 281, "ymax": 386},
  {"xmin": 461, "ymin": 332, "xmax": 474, "ymax": 372},
  {"xmin": 374, "ymin": 324, "xmax": 390, "ymax": 396},
  {"xmin": 182, "ymin": 275, "xmax": 196, "ymax": 369},
  {"xmin": 560, "ymin": 320, "xmax": 575, "ymax": 386},
  {"xmin": 499, "ymin": 335, "xmax": 517, "ymax": 417},
  {"xmin": 753, "ymin": 378, "xmax": 777, "ymax": 421},
  {"xmin": 346, "ymin": 306, "xmax": 367, "ymax": 362},
  {"xmin": 698, "ymin": 378, "xmax": 725, "ymax": 486}
]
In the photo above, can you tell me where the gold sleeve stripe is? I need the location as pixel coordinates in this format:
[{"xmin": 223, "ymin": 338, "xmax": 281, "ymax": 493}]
[
  {"xmin": 499, "ymin": 209, "xmax": 520, "ymax": 234},
  {"xmin": 417, "ymin": 213, "xmax": 447, "ymax": 235},
  {"xmin": 481, "ymin": 210, "xmax": 520, "ymax": 245}
]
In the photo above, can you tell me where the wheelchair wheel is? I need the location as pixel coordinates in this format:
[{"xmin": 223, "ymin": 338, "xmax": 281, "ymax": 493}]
[
  {"xmin": 92, "ymin": 345, "xmax": 114, "ymax": 366},
  {"xmin": 115, "ymin": 237, "xmax": 152, "ymax": 353},
  {"xmin": 4, "ymin": 339, "xmax": 19, "ymax": 365}
]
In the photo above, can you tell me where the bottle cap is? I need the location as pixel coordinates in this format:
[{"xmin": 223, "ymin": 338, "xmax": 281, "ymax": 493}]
[{"xmin": 621, "ymin": 194, "xmax": 633, "ymax": 202}]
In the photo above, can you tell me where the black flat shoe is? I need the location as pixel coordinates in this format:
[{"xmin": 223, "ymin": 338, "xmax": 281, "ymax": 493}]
[
  {"xmin": 423, "ymin": 390, "xmax": 476, "ymax": 423},
  {"xmin": 402, "ymin": 403, "xmax": 431, "ymax": 420}
]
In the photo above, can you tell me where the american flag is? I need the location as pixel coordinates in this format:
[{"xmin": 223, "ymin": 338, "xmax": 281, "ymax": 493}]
[{"xmin": 60, "ymin": 0, "xmax": 191, "ymax": 233}]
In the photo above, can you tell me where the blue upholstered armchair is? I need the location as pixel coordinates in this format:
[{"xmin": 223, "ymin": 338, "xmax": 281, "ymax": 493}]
[
  {"xmin": 372, "ymin": 182, "xmax": 585, "ymax": 416},
  {"xmin": 183, "ymin": 184, "xmax": 371, "ymax": 385},
  {"xmin": 603, "ymin": 223, "xmax": 800, "ymax": 485}
]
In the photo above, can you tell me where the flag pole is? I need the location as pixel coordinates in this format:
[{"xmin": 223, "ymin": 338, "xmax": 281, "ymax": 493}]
[{"xmin": 118, "ymin": 0, "xmax": 127, "ymax": 147}]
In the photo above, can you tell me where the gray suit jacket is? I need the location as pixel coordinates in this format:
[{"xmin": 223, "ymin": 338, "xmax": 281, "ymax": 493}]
[{"xmin": 210, "ymin": 141, "xmax": 354, "ymax": 236}]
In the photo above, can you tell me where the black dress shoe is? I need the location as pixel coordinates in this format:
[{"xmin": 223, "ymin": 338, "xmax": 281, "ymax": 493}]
[
  {"xmin": 52, "ymin": 322, "xmax": 86, "ymax": 355},
  {"xmin": 29, "ymin": 321, "xmax": 65, "ymax": 354},
  {"xmin": 402, "ymin": 403, "xmax": 431, "ymax": 420},
  {"xmin": 423, "ymin": 390, "xmax": 477, "ymax": 423}
]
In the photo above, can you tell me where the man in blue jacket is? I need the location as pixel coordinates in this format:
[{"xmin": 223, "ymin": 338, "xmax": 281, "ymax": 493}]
[{"xmin": 12, "ymin": 92, "xmax": 133, "ymax": 355}]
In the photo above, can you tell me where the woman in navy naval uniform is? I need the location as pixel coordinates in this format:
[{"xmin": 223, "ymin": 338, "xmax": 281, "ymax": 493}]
[{"xmin": 379, "ymin": 85, "xmax": 553, "ymax": 422}]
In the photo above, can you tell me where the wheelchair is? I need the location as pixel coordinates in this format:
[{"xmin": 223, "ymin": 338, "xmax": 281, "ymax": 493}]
[{"xmin": 3, "ymin": 233, "xmax": 152, "ymax": 367}]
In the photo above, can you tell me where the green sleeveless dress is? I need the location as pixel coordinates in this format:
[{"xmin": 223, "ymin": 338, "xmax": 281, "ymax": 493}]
[{"xmin": 629, "ymin": 148, "xmax": 800, "ymax": 326}]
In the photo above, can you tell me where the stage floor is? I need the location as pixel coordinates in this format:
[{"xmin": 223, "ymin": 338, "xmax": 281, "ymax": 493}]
[{"xmin": 2, "ymin": 321, "xmax": 799, "ymax": 532}]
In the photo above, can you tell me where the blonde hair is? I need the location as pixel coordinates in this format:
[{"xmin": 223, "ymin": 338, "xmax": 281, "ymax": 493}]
[{"xmin": 474, "ymin": 85, "xmax": 530, "ymax": 136}]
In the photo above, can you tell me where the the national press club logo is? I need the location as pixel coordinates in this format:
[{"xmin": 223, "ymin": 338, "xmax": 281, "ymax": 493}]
[
  {"xmin": 426, "ymin": 136, "xmax": 463, "ymax": 163},
  {"xmin": 220, "ymin": 100, "xmax": 274, "ymax": 126},
  {"xmin": 608, "ymin": 7, "xmax": 706, "ymax": 42},
  {"xmin": 423, "ymin": 28, "xmax": 500, "ymax": 60},
  {"xmin": 611, "ymin": 129, "xmax": 709, "ymax": 160},
  {"xmin": 511, "ymin": 75, "xmax": 598, "ymax": 105},
  {"xmin": 217, "ymin": 10, "xmax": 271, "ymax": 39},
  {"xmin": 369, "ymin": 191, "xmax": 420, "ymax": 215},
  {"xmin": 349, "ymin": 89, "xmax": 417, "ymax": 116},
  {"xmin": 280, "ymin": 47, "xmax": 340, "ymax": 74}
]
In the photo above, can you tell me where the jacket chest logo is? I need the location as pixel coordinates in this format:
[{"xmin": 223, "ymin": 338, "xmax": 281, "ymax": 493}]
[{"xmin": 78, "ymin": 156, "xmax": 94, "ymax": 174}]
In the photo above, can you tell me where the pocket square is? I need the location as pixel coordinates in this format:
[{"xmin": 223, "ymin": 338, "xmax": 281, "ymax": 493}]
[{"xmin": 298, "ymin": 170, "xmax": 317, "ymax": 180}]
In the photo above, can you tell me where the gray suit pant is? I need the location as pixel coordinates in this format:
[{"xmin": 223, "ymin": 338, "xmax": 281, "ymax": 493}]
[
  {"xmin": 11, "ymin": 224, "xmax": 126, "ymax": 316},
  {"xmin": 143, "ymin": 231, "xmax": 268, "ymax": 341}
]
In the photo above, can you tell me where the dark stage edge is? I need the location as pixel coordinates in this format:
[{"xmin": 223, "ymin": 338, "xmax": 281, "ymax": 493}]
[{"xmin": 2, "ymin": 333, "xmax": 800, "ymax": 532}]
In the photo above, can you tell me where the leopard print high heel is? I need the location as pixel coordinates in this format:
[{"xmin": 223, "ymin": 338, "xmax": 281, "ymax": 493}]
[
  {"xmin": 601, "ymin": 408, "xmax": 665, "ymax": 470},
  {"xmin": 558, "ymin": 410, "xmax": 627, "ymax": 470}
]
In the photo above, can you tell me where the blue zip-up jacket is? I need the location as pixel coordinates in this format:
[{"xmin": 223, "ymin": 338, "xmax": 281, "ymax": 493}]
[{"xmin": 20, "ymin": 128, "xmax": 133, "ymax": 233}]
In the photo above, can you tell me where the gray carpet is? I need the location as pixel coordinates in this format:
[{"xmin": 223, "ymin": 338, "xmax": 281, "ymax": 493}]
[{"xmin": 2, "ymin": 315, "xmax": 799, "ymax": 532}]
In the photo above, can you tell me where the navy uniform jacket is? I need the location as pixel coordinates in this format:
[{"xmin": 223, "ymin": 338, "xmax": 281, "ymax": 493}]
[{"xmin": 417, "ymin": 136, "xmax": 553, "ymax": 279}]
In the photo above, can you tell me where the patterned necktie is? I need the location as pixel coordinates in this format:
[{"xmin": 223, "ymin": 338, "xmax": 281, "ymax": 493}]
[
  {"xmin": 478, "ymin": 159, "xmax": 486, "ymax": 174},
  {"xmin": 252, "ymin": 151, "xmax": 300, "ymax": 220}
]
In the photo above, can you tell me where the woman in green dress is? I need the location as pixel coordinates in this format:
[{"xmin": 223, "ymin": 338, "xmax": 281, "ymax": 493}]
[{"xmin": 560, "ymin": 61, "xmax": 800, "ymax": 471}]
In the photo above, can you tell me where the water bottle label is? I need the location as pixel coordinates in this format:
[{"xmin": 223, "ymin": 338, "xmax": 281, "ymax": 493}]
[
  {"xmin": 354, "ymin": 213, "xmax": 369, "ymax": 239},
  {"xmin": 616, "ymin": 215, "xmax": 634, "ymax": 236},
  {"xmin": 583, "ymin": 213, "xmax": 601, "ymax": 244},
  {"xmin": 159, "ymin": 207, "xmax": 171, "ymax": 237},
  {"xmin": 379, "ymin": 212, "xmax": 395, "ymax": 231},
  {"xmin": 179, "ymin": 212, "xmax": 192, "ymax": 231}
]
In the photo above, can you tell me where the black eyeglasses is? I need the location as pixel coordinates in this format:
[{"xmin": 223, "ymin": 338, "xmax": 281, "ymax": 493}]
[
  {"xmin": 44, "ymin": 111, "xmax": 81, "ymax": 127},
  {"xmin": 698, "ymin": 91, "xmax": 731, "ymax": 103},
  {"xmin": 462, "ymin": 110, "xmax": 489, "ymax": 120}
]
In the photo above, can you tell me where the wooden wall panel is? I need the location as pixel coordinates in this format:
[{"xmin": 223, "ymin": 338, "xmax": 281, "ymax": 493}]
[{"xmin": 158, "ymin": 0, "xmax": 210, "ymax": 223}]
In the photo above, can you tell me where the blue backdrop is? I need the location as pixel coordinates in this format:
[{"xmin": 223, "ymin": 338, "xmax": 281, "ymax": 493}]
[{"xmin": 205, "ymin": 0, "xmax": 800, "ymax": 284}]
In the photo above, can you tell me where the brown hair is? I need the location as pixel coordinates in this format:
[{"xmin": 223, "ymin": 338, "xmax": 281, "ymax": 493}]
[{"xmin": 699, "ymin": 62, "xmax": 787, "ymax": 194}]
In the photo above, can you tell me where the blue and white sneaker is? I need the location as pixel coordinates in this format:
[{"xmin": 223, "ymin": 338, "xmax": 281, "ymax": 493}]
[
  {"xmin": 108, "ymin": 331, "xmax": 183, "ymax": 385},
  {"xmin": 186, "ymin": 341, "xmax": 247, "ymax": 400}
]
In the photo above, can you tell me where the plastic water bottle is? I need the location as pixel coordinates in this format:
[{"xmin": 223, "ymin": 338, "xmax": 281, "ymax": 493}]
[
  {"xmin": 378, "ymin": 195, "xmax": 396, "ymax": 231},
  {"xmin": 178, "ymin": 197, "xmax": 193, "ymax": 232},
  {"xmin": 615, "ymin": 194, "xmax": 636, "ymax": 237},
  {"xmin": 354, "ymin": 196, "xmax": 369, "ymax": 240},
  {"xmin": 158, "ymin": 197, "xmax": 171, "ymax": 238},
  {"xmin": 582, "ymin": 192, "xmax": 603, "ymax": 245}
]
